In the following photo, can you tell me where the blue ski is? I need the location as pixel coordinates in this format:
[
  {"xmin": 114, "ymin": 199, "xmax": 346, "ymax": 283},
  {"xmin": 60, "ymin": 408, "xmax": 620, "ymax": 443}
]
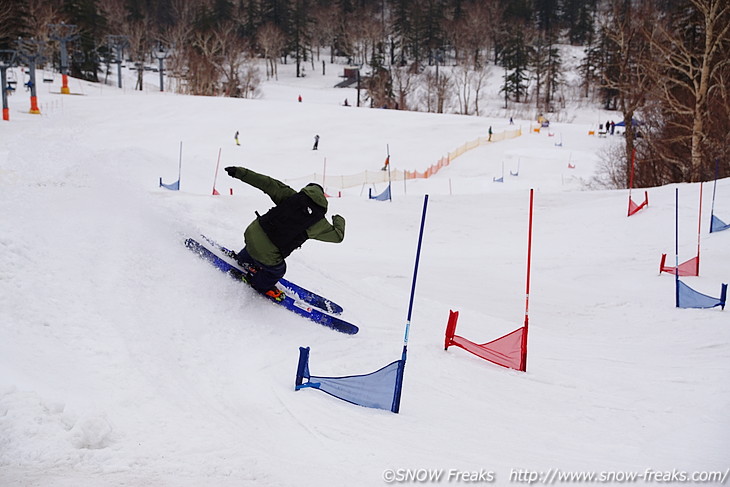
[
  {"xmin": 185, "ymin": 238, "xmax": 358, "ymax": 335},
  {"xmin": 198, "ymin": 235, "xmax": 344, "ymax": 315}
]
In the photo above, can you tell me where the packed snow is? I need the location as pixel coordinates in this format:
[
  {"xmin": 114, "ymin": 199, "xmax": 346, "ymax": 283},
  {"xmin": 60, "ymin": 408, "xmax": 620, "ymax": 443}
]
[{"xmin": 1, "ymin": 60, "xmax": 728, "ymax": 487}]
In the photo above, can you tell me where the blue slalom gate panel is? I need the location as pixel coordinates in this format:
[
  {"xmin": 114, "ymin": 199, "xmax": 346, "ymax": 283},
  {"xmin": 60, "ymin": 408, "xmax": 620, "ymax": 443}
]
[
  {"xmin": 710, "ymin": 215, "xmax": 729, "ymax": 233},
  {"xmin": 677, "ymin": 280, "xmax": 727, "ymax": 309},
  {"xmin": 296, "ymin": 347, "xmax": 404, "ymax": 412},
  {"xmin": 369, "ymin": 185, "xmax": 391, "ymax": 201},
  {"xmin": 160, "ymin": 178, "xmax": 180, "ymax": 190}
]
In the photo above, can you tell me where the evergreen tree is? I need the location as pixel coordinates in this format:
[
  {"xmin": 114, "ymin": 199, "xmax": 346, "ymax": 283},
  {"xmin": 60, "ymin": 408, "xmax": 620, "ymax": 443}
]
[
  {"xmin": 241, "ymin": 0, "xmax": 263, "ymax": 39},
  {"xmin": 213, "ymin": 0, "xmax": 234, "ymax": 22},
  {"xmin": 500, "ymin": 0, "xmax": 532, "ymax": 25},
  {"xmin": 63, "ymin": 0, "xmax": 107, "ymax": 82},
  {"xmin": 389, "ymin": 0, "xmax": 413, "ymax": 65},
  {"xmin": 260, "ymin": 0, "xmax": 292, "ymax": 30},
  {"xmin": 543, "ymin": 41, "xmax": 562, "ymax": 110},
  {"xmin": 562, "ymin": 0, "xmax": 597, "ymax": 45},
  {"xmin": 534, "ymin": 0, "xmax": 559, "ymax": 34},
  {"xmin": 421, "ymin": 0, "xmax": 447, "ymax": 65},
  {"xmin": 290, "ymin": 0, "xmax": 312, "ymax": 77},
  {"xmin": 499, "ymin": 27, "xmax": 531, "ymax": 104}
]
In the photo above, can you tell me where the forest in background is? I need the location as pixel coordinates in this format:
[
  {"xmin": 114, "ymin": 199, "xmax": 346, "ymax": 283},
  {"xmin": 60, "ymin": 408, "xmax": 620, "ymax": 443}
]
[{"xmin": 1, "ymin": 0, "xmax": 728, "ymax": 187}]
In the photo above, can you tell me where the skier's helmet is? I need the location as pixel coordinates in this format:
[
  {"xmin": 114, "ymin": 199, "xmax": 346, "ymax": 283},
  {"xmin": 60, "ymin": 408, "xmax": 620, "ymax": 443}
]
[{"xmin": 305, "ymin": 183, "xmax": 324, "ymax": 192}]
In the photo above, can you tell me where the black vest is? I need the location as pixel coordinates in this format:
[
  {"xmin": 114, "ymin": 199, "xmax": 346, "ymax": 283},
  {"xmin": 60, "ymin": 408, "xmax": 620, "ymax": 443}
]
[{"xmin": 258, "ymin": 191, "xmax": 326, "ymax": 258}]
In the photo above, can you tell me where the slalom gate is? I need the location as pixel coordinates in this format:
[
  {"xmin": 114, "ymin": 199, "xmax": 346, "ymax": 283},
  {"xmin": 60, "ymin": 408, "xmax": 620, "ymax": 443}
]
[
  {"xmin": 627, "ymin": 149, "xmax": 649, "ymax": 217},
  {"xmin": 666, "ymin": 188, "xmax": 727, "ymax": 310},
  {"xmin": 369, "ymin": 184, "xmax": 391, "ymax": 201},
  {"xmin": 444, "ymin": 189, "xmax": 534, "ymax": 371},
  {"xmin": 159, "ymin": 141, "xmax": 183, "ymax": 191},
  {"xmin": 660, "ymin": 184, "xmax": 702, "ymax": 277},
  {"xmin": 295, "ymin": 195, "xmax": 430, "ymax": 413},
  {"xmin": 710, "ymin": 159, "xmax": 729, "ymax": 233}
]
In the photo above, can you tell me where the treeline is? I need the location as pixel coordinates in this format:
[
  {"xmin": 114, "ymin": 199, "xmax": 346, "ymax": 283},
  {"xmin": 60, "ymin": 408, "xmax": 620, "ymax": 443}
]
[{"xmin": 1, "ymin": 0, "xmax": 728, "ymax": 185}]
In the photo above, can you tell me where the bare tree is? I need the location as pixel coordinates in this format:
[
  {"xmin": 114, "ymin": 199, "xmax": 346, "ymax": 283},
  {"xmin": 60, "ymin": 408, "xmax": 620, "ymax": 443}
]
[
  {"xmin": 423, "ymin": 69, "xmax": 451, "ymax": 113},
  {"xmin": 257, "ymin": 23, "xmax": 285, "ymax": 80},
  {"xmin": 125, "ymin": 19, "xmax": 151, "ymax": 91},
  {"xmin": 453, "ymin": 65, "xmax": 473, "ymax": 115},
  {"xmin": 25, "ymin": 0, "xmax": 61, "ymax": 41},
  {"xmin": 309, "ymin": 7, "xmax": 338, "ymax": 63},
  {"xmin": 217, "ymin": 22, "xmax": 247, "ymax": 96},
  {"xmin": 238, "ymin": 55, "xmax": 261, "ymax": 99},
  {"xmin": 159, "ymin": 0, "xmax": 198, "ymax": 93},
  {"xmin": 365, "ymin": 66, "xmax": 392, "ymax": 107},
  {"xmin": 645, "ymin": 0, "xmax": 730, "ymax": 181},
  {"xmin": 707, "ymin": 63, "xmax": 730, "ymax": 175},
  {"xmin": 185, "ymin": 43, "xmax": 218, "ymax": 96},
  {"xmin": 348, "ymin": 15, "xmax": 378, "ymax": 66},
  {"xmin": 599, "ymin": 0, "xmax": 656, "ymax": 188},
  {"xmin": 193, "ymin": 21, "xmax": 259, "ymax": 98},
  {"xmin": 192, "ymin": 28, "xmax": 228, "ymax": 96},
  {"xmin": 391, "ymin": 63, "xmax": 417, "ymax": 110},
  {"xmin": 450, "ymin": 1, "xmax": 498, "ymax": 67},
  {"xmin": 471, "ymin": 65, "xmax": 490, "ymax": 116},
  {"xmin": 97, "ymin": 0, "xmax": 126, "ymax": 34}
]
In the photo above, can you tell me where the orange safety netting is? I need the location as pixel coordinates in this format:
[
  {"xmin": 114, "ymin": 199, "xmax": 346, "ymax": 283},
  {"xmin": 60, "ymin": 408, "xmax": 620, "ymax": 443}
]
[{"xmin": 286, "ymin": 127, "xmax": 523, "ymax": 190}]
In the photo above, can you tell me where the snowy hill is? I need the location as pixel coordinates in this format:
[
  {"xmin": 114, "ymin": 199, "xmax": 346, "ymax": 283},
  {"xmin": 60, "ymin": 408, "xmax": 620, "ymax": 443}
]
[{"xmin": 1, "ymin": 63, "xmax": 728, "ymax": 487}]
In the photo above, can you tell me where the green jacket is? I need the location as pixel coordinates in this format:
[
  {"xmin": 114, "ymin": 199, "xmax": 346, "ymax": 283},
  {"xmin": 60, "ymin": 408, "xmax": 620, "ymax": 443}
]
[{"xmin": 228, "ymin": 167, "xmax": 345, "ymax": 266}]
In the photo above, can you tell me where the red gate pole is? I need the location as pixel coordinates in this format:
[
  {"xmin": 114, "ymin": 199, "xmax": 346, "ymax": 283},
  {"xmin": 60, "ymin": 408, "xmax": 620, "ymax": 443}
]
[
  {"xmin": 520, "ymin": 188, "xmax": 535, "ymax": 372},
  {"xmin": 627, "ymin": 148, "xmax": 636, "ymax": 216},
  {"xmin": 696, "ymin": 182, "xmax": 703, "ymax": 274}
]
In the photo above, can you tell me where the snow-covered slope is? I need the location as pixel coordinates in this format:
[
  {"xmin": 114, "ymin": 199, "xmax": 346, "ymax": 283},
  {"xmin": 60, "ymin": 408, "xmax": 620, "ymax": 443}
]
[{"xmin": 1, "ymin": 63, "xmax": 728, "ymax": 487}]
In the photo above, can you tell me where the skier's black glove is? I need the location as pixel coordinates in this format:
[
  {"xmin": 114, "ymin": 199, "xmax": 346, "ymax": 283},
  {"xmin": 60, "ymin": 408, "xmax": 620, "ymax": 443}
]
[{"xmin": 225, "ymin": 167, "xmax": 237, "ymax": 177}]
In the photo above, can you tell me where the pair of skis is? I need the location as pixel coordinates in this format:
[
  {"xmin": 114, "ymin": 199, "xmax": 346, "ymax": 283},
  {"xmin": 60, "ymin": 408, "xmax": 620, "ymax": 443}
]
[{"xmin": 185, "ymin": 237, "xmax": 358, "ymax": 335}]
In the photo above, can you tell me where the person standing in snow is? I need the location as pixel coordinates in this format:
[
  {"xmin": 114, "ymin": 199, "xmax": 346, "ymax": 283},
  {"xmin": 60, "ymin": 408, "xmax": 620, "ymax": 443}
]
[
  {"xmin": 488, "ymin": 126, "xmax": 493, "ymax": 141},
  {"xmin": 312, "ymin": 134, "xmax": 320, "ymax": 150},
  {"xmin": 223, "ymin": 167, "xmax": 345, "ymax": 300},
  {"xmin": 234, "ymin": 131, "xmax": 240, "ymax": 146}
]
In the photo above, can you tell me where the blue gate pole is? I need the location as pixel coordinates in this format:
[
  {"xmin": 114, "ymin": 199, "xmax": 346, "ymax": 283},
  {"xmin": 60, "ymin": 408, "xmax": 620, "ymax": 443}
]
[{"xmin": 392, "ymin": 194, "xmax": 429, "ymax": 413}]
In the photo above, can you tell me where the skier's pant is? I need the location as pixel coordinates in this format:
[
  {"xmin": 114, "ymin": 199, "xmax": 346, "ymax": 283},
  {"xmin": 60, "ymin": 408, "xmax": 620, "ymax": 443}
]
[{"xmin": 236, "ymin": 247, "xmax": 286, "ymax": 293}]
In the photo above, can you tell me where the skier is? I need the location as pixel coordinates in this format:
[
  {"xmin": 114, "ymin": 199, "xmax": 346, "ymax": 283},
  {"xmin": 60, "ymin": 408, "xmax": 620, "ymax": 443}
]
[
  {"xmin": 488, "ymin": 126, "xmax": 493, "ymax": 141},
  {"xmin": 381, "ymin": 155, "xmax": 390, "ymax": 171},
  {"xmin": 234, "ymin": 131, "xmax": 240, "ymax": 146},
  {"xmin": 223, "ymin": 167, "xmax": 346, "ymax": 300},
  {"xmin": 312, "ymin": 134, "xmax": 320, "ymax": 150}
]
